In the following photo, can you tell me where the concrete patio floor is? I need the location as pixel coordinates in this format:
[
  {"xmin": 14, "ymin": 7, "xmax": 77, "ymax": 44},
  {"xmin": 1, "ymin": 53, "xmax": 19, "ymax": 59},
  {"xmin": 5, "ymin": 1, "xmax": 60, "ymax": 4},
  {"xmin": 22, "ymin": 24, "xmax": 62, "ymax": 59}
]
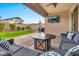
[{"xmin": 13, "ymin": 32, "xmax": 62, "ymax": 52}]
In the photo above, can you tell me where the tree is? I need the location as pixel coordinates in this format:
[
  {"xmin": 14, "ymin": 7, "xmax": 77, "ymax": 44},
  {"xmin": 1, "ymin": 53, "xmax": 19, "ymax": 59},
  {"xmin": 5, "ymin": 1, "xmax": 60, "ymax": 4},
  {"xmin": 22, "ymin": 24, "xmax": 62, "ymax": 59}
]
[
  {"xmin": 0, "ymin": 23, "xmax": 4, "ymax": 32},
  {"xmin": 9, "ymin": 24, "xmax": 16, "ymax": 31},
  {"xmin": 26, "ymin": 25, "xmax": 31, "ymax": 30}
]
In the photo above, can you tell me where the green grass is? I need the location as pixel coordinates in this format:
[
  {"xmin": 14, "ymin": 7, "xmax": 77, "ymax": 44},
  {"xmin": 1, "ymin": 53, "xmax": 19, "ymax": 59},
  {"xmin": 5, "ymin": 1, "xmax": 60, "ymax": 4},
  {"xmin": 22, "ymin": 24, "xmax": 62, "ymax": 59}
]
[{"xmin": 0, "ymin": 30, "xmax": 35, "ymax": 39}]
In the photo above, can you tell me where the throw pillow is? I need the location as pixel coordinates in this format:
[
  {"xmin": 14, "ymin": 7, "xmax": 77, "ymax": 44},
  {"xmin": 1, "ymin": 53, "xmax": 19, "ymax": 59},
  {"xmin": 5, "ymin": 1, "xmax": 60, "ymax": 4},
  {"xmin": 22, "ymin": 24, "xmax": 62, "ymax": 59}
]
[
  {"xmin": 0, "ymin": 39, "xmax": 10, "ymax": 51},
  {"xmin": 65, "ymin": 45, "xmax": 79, "ymax": 56},
  {"xmin": 67, "ymin": 32, "xmax": 75, "ymax": 40},
  {"xmin": 40, "ymin": 51, "xmax": 61, "ymax": 56}
]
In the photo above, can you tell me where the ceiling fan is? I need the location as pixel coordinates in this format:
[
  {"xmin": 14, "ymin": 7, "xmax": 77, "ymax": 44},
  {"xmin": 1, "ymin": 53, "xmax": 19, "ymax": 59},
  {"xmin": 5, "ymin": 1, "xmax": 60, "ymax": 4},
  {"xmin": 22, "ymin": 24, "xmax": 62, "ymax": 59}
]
[{"xmin": 46, "ymin": 3, "xmax": 57, "ymax": 8}]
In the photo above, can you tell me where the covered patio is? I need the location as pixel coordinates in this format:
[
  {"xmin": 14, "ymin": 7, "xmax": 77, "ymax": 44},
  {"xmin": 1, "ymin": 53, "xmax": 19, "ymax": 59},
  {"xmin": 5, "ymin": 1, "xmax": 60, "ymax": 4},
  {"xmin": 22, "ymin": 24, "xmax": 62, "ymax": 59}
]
[
  {"xmin": 0, "ymin": 3, "xmax": 79, "ymax": 56},
  {"xmin": 23, "ymin": 3, "xmax": 79, "ymax": 48},
  {"xmin": 13, "ymin": 3, "xmax": 79, "ymax": 56},
  {"xmin": 24, "ymin": 3, "xmax": 78, "ymax": 35},
  {"xmin": 23, "ymin": 3, "xmax": 79, "ymax": 55}
]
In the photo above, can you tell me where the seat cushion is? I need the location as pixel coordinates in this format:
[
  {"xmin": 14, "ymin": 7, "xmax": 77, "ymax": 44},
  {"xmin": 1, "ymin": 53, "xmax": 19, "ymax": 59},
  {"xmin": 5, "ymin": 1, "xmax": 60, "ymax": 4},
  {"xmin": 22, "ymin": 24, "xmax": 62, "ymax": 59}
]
[
  {"xmin": 40, "ymin": 51, "xmax": 61, "ymax": 56},
  {"xmin": 11, "ymin": 44, "xmax": 23, "ymax": 54},
  {"xmin": 52, "ymin": 49, "xmax": 67, "ymax": 56},
  {"xmin": 39, "ymin": 49, "xmax": 67, "ymax": 56},
  {"xmin": 0, "ymin": 47, "xmax": 6, "ymax": 51},
  {"xmin": 0, "ymin": 47, "xmax": 12, "ymax": 56},
  {"xmin": 13, "ymin": 47, "xmax": 39, "ymax": 56}
]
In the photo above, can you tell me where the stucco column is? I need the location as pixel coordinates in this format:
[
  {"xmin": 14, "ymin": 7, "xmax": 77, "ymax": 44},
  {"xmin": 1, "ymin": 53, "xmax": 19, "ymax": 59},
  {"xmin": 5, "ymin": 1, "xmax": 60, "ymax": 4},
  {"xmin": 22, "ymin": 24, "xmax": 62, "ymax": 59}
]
[{"xmin": 44, "ymin": 17, "xmax": 48, "ymax": 34}]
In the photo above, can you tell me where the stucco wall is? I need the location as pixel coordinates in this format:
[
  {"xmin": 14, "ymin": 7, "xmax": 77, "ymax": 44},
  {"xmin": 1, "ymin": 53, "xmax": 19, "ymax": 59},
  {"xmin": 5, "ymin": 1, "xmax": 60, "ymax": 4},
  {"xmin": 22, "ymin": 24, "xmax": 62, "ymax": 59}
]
[
  {"xmin": 45, "ymin": 11, "xmax": 70, "ymax": 36},
  {"xmin": 78, "ymin": 4, "xmax": 79, "ymax": 31}
]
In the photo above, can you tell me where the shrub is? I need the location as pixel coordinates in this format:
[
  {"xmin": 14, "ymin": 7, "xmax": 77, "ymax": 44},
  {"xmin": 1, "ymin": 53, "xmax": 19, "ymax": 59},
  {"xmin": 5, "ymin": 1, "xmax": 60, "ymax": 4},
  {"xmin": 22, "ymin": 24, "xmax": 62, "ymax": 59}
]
[
  {"xmin": 22, "ymin": 27, "xmax": 25, "ymax": 30},
  {"xmin": 16, "ymin": 27, "xmax": 21, "ymax": 31},
  {"xmin": 26, "ymin": 25, "xmax": 31, "ymax": 30},
  {"xmin": 9, "ymin": 24, "xmax": 16, "ymax": 31},
  {"xmin": 0, "ymin": 23, "xmax": 4, "ymax": 32}
]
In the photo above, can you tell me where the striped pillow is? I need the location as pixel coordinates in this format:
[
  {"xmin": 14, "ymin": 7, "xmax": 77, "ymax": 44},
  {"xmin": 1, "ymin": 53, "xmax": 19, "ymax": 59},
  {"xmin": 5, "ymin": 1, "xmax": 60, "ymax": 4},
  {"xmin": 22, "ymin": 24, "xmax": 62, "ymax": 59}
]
[
  {"xmin": 65, "ymin": 45, "xmax": 79, "ymax": 56},
  {"xmin": 0, "ymin": 39, "xmax": 10, "ymax": 51}
]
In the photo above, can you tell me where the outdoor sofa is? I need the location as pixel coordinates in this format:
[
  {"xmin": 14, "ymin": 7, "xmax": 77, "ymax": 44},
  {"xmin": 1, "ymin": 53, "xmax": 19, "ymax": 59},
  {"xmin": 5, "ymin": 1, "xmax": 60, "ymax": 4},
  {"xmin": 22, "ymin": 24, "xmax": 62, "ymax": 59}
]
[
  {"xmin": 0, "ymin": 39, "xmax": 40, "ymax": 56},
  {"xmin": 40, "ymin": 45, "xmax": 79, "ymax": 56}
]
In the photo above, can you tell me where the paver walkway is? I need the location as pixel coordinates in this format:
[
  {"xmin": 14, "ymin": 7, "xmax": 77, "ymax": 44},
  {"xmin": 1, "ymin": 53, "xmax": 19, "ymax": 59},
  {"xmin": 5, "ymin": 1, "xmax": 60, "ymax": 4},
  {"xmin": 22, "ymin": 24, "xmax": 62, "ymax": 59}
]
[{"xmin": 13, "ymin": 33, "xmax": 35, "ymax": 47}]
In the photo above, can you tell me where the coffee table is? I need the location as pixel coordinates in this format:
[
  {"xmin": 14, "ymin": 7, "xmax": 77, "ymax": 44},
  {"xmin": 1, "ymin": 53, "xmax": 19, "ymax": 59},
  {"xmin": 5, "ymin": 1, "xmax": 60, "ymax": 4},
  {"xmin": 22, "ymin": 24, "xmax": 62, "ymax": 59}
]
[{"xmin": 32, "ymin": 33, "xmax": 56, "ymax": 51}]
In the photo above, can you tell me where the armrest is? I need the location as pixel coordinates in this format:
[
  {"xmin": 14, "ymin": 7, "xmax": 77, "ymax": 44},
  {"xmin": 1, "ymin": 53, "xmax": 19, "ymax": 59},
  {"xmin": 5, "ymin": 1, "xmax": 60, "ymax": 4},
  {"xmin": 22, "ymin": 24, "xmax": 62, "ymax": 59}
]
[
  {"xmin": 61, "ymin": 33, "xmax": 68, "ymax": 37},
  {"xmin": 7, "ymin": 39, "xmax": 14, "ymax": 45},
  {"xmin": 61, "ymin": 42, "xmax": 77, "ymax": 50}
]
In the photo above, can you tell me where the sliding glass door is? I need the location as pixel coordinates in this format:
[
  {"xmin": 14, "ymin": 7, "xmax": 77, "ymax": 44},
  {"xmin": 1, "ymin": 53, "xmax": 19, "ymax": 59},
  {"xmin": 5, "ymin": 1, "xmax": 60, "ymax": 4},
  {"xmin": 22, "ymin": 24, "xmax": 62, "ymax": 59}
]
[{"xmin": 72, "ymin": 5, "xmax": 78, "ymax": 32}]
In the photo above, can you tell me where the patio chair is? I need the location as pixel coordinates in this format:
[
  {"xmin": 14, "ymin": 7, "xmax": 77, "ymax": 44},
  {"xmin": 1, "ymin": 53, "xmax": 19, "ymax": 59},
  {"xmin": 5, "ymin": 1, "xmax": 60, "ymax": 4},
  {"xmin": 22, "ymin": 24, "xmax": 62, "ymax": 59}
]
[
  {"xmin": 60, "ymin": 32, "xmax": 79, "ymax": 50},
  {"xmin": 61, "ymin": 32, "xmax": 76, "ymax": 44}
]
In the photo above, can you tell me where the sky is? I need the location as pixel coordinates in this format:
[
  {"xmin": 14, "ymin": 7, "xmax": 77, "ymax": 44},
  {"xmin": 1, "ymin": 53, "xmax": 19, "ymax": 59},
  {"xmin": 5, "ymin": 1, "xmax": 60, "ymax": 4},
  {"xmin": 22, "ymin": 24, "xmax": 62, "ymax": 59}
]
[{"xmin": 0, "ymin": 3, "xmax": 44, "ymax": 24}]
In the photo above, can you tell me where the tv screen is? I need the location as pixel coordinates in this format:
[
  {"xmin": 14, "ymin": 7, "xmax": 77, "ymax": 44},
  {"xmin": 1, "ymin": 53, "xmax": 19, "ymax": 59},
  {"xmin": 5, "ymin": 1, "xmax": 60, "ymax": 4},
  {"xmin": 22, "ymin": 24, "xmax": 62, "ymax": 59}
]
[{"xmin": 48, "ymin": 16, "xmax": 60, "ymax": 23}]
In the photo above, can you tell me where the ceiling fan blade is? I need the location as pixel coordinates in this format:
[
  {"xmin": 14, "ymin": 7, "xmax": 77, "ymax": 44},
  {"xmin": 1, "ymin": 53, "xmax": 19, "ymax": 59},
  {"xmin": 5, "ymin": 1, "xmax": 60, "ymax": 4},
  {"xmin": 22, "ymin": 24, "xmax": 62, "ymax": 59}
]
[
  {"xmin": 46, "ymin": 3, "xmax": 53, "ymax": 7},
  {"xmin": 53, "ymin": 3, "xmax": 57, "ymax": 7},
  {"xmin": 46, "ymin": 3, "xmax": 57, "ymax": 8}
]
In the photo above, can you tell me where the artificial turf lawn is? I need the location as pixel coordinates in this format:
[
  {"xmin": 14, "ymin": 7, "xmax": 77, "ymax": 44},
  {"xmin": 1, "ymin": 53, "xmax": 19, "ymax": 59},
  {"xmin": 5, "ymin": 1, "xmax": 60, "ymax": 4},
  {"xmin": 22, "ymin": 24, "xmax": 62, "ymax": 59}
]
[{"xmin": 0, "ymin": 30, "xmax": 35, "ymax": 39}]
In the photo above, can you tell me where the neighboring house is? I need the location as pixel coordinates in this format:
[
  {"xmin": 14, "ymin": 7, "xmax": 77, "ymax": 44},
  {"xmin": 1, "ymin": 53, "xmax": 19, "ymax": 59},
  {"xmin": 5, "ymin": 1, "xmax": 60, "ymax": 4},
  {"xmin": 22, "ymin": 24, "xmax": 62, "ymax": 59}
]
[
  {"xmin": 3, "ymin": 17, "xmax": 24, "ymax": 24},
  {"xmin": 0, "ymin": 17, "xmax": 27, "ymax": 32},
  {"xmin": 0, "ymin": 17, "xmax": 40, "ymax": 32},
  {"xmin": 0, "ymin": 17, "xmax": 24, "ymax": 24}
]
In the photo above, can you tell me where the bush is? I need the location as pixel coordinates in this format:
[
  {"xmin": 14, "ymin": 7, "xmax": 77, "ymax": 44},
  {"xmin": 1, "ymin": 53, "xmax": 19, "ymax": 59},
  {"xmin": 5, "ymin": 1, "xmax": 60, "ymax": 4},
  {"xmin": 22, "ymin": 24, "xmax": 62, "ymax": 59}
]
[
  {"xmin": 26, "ymin": 25, "xmax": 31, "ymax": 30},
  {"xmin": 22, "ymin": 27, "xmax": 25, "ymax": 30},
  {"xmin": 16, "ymin": 27, "xmax": 21, "ymax": 31},
  {"xmin": 9, "ymin": 24, "xmax": 16, "ymax": 31},
  {"xmin": 0, "ymin": 23, "xmax": 4, "ymax": 32}
]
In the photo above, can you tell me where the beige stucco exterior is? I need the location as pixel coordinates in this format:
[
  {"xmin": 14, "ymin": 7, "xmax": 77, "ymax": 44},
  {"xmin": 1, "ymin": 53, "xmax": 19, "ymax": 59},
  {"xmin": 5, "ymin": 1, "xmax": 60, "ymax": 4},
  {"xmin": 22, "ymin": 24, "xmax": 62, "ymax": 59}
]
[
  {"xmin": 45, "ymin": 11, "xmax": 70, "ymax": 36},
  {"xmin": 45, "ymin": 4, "xmax": 79, "ymax": 36}
]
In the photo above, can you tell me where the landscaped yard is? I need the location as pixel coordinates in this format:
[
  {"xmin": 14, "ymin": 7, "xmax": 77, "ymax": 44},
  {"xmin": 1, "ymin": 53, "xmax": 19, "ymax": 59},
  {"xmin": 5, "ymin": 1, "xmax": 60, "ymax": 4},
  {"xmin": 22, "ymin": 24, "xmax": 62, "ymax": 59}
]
[{"xmin": 0, "ymin": 30, "xmax": 35, "ymax": 39}]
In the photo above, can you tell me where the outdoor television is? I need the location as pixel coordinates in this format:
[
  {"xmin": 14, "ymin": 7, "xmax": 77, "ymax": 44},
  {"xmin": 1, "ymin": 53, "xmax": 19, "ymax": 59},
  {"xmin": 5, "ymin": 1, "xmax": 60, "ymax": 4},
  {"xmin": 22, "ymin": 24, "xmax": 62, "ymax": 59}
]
[{"xmin": 48, "ymin": 16, "xmax": 60, "ymax": 23}]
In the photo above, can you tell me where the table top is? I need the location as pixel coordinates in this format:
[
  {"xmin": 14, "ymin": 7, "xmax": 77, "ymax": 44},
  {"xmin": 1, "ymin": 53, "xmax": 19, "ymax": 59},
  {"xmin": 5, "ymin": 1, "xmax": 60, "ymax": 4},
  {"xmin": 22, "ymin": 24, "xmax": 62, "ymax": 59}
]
[{"xmin": 32, "ymin": 33, "xmax": 56, "ymax": 40}]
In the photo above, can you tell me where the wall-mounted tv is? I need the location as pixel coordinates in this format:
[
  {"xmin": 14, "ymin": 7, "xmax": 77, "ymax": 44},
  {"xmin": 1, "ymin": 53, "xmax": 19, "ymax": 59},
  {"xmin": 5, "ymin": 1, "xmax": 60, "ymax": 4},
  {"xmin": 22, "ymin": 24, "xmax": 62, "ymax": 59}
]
[{"xmin": 48, "ymin": 16, "xmax": 60, "ymax": 23}]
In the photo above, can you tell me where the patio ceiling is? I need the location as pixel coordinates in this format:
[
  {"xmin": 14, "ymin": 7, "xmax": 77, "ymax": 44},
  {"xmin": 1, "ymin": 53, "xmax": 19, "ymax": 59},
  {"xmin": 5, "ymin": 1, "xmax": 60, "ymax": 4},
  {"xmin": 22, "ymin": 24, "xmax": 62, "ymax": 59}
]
[{"xmin": 24, "ymin": 3, "xmax": 76, "ymax": 17}]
